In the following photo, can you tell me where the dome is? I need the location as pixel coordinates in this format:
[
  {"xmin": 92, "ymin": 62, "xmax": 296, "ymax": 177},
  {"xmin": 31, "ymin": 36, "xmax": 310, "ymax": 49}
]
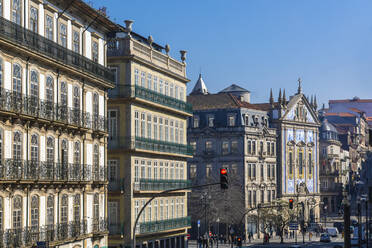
[{"xmin": 321, "ymin": 119, "xmax": 337, "ymax": 133}]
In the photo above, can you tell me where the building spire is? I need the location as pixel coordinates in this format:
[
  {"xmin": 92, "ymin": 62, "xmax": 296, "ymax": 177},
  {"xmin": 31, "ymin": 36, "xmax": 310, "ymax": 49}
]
[
  {"xmin": 297, "ymin": 77, "xmax": 302, "ymax": 94},
  {"xmin": 278, "ymin": 88, "xmax": 282, "ymax": 105},
  {"xmin": 190, "ymin": 73, "xmax": 208, "ymax": 95},
  {"xmin": 282, "ymin": 89, "xmax": 286, "ymax": 105},
  {"xmin": 314, "ymin": 95, "xmax": 318, "ymax": 110},
  {"xmin": 269, "ymin": 88, "xmax": 274, "ymax": 105},
  {"xmin": 310, "ymin": 95, "xmax": 314, "ymax": 107}
]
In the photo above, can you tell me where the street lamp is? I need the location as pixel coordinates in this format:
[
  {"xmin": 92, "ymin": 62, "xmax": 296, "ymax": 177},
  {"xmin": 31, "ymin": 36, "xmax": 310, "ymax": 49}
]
[
  {"xmin": 201, "ymin": 192, "xmax": 211, "ymax": 240},
  {"xmin": 216, "ymin": 218, "xmax": 220, "ymax": 248},
  {"xmin": 324, "ymin": 205, "xmax": 328, "ymax": 229}
]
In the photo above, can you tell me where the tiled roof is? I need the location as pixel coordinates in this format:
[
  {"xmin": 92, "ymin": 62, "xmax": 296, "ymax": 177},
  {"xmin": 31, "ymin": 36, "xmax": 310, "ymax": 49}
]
[
  {"xmin": 329, "ymin": 99, "xmax": 372, "ymax": 103},
  {"xmin": 219, "ymin": 84, "xmax": 250, "ymax": 93},
  {"xmin": 324, "ymin": 112, "xmax": 356, "ymax": 117}
]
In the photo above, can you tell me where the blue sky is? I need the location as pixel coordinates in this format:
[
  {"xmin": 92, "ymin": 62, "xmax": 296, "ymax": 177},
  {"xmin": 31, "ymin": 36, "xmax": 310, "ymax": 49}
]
[{"xmin": 89, "ymin": 0, "xmax": 372, "ymax": 107}]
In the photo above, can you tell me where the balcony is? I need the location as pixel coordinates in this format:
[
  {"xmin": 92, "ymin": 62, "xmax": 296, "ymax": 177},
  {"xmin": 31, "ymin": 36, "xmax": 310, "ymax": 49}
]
[
  {"xmin": 92, "ymin": 218, "xmax": 108, "ymax": 234},
  {"xmin": 108, "ymin": 223, "xmax": 124, "ymax": 236},
  {"xmin": 138, "ymin": 217, "xmax": 191, "ymax": 234},
  {"xmin": 134, "ymin": 179, "xmax": 191, "ymax": 192},
  {"xmin": 0, "ymin": 16, "xmax": 114, "ymax": 84},
  {"xmin": 0, "ymin": 88, "xmax": 107, "ymax": 132},
  {"xmin": 108, "ymin": 136, "xmax": 193, "ymax": 156},
  {"xmin": 108, "ymin": 85, "xmax": 192, "ymax": 114},
  {"xmin": 108, "ymin": 179, "xmax": 125, "ymax": 192},
  {"xmin": 0, "ymin": 220, "xmax": 90, "ymax": 247},
  {"xmin": 0, "ymin": 159, "xmax": 106, "ymax": 183}
]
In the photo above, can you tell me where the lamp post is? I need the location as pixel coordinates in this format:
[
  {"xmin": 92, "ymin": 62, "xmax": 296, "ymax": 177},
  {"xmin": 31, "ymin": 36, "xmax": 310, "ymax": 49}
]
[
  {"xmin": 217, "ymin": 218, "xmax": 220, "ymax": 248},
  {"xmin": 324, "ymin": 205, "xmax": 328, "ymax": 229}
]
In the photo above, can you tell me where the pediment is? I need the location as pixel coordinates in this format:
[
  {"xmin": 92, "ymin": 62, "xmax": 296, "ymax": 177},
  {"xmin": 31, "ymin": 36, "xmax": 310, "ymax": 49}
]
[{"xmin": 282, "ymin": 95, "xmax": 319, "ymax": 124}]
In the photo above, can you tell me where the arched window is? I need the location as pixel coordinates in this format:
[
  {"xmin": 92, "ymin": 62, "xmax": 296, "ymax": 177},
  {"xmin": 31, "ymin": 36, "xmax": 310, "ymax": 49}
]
[
  {"xmin": 12, "ymin": 63, "xmax": 21, "ymax": 94},
  {"xmin": 31, "ymin": 134, "xmax": 38, "ymax": 161},
  {"xmin": 74, "ymin": 194, "xmax": 80, "ymax": 222},
  {"xmin": 46, "ymin": 137, "xmax": 54, "ymax": 163},
  {"xmin": 31, "ymin": 195, "xmax": 39, "ymax": 228},
  {"xmin": 30, "ymin": 70, "xmax": 38, "ymax": 98},
  {"xmin": 60, "ymin": 82, "xmax": 67, "ymax": 106},
  {"xmin": 61, "ymin": 139, "xmax": 68, "ymax": 165},
  {"xmin": 46, "ymin": 195, "xmax": 54, "ymax": 225},
  {"xmin": 13, "ymin": 131, "xmax": 21, "ymax": 160},
  {"xmin": 93, "ymin": 144, "xmax": 99, "ymax": 180},
  {"xmin": 46, "ymin": 76, "xmax": 54, "ymax": 103},
  {"xmin": 74, "ymin": 141, "xmax": 80, "ymax": 164},
  {"xmin": 93, "ymin": 93, "xmax": 99, "ymax": 117},
  {"xmin": 12, "ymin": 0, "xmax": 21, "ymax": 25},
  {"xmin": 93, "ymin": 193, "xmax": 99, "ymax": 220},
  {"xmin": 61, "ymin": 194, "xmax": 68, "ymax": 223},
  {"xmin": 73, "ymin": 86, "xmax": 80, "ymax": 110},
  {"xmin": 0, "ymin": 197, "xmax": 3, "ymax": 230},
  {"xmin": 13, "ymin": 195, "xmax": 22, "ymax": 228}
]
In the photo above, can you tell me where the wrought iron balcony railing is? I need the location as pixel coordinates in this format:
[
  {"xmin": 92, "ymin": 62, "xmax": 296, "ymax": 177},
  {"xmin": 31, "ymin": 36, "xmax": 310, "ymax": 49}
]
[
  {"xmin": 108, "ymin": 136, "xmax": 193, "ymax": 156},
  {"xmin": 108, "ymin": 85, "xmax": 192, "ymax": 114},
  {"xmin": 108, "ymin": 178, "xmax": 125, "ymax": 192},
  {"xmin": 0, "ymin": 88, "xmax": 107, "ymax": 132},
  {"xmin": 0, "ymin": 16, "xmax": 115, "ymax": 83},
  {"xmin": 0, "ymin": 159, "xmax": 107, "ymax": 183},
  {"xmin": 92, "ymin": 217, "xmax": 108, "ymax": 234},
  {"xmin": 1, "ymin": 220, "xmax": 88, "ymax": 247},
  {"xmin": 135, "ymin": 179, "xmax": 191, "ymax": 191},
  {"xmin": 138, "ymin": 216, "xmax": 191, "ymax": 234}
]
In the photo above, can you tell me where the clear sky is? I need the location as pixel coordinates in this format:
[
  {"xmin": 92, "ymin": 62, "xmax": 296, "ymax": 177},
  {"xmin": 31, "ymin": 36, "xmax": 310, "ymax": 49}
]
[{"xmin": 89, "ymin": 0, "xmax": 372, "ymax": 107}]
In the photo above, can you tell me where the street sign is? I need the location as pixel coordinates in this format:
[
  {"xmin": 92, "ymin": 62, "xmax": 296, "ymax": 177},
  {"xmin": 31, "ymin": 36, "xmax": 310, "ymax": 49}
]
[
  {"xmin": 197, "ymin": 220, "xmax": 200, "ymax": 227},
  {"xmin": 289, "ymin": 222, "xmax": 299, "ymax": 230}
]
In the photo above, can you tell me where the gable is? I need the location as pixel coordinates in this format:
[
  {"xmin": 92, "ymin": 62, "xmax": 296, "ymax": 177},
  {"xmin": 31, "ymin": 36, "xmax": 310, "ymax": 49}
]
[{"xmin": 282, "ymin": 95, "xmax": 318, "ymax": 124}]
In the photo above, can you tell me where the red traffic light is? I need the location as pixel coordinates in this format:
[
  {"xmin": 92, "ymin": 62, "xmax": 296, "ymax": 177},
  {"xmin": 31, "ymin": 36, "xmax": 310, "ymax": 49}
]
[
  {"xmin": 220, "ymin": 168, "xmax": 227, "ymax": 175},
  {"xmin": 289, "ymin": 199, "xmax": 293, "ymax": 203}
]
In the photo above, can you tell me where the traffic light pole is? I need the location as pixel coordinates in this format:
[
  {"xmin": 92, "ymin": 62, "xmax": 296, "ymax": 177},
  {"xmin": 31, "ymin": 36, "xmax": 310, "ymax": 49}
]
[{"xmin": 132, "ymin": 182, "xmax": 221, "ymax": 248}]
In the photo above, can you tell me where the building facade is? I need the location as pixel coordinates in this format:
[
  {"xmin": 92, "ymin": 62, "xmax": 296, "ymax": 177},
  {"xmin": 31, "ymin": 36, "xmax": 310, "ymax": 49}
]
[
  {"xmin": 0, "ymin": 0, "xmax": 116, "ymax": 247},
  {"xmin": 107, "ymin": 22, "xmax": 191, "ymax": 248},
  {"xmin": 187, "ymin": 80, "xmax": 277, "ymax": 240}
]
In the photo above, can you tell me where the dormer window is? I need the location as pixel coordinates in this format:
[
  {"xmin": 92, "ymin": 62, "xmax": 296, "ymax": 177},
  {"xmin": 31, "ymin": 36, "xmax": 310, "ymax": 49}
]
[
  {"xmin": 208, "ymin": 115, "xmax": 214, "ymax": 127},
  {"xmin": 245, "ymin": 115, "xmax": 249, "ymax": 126},
  {"xmin": 228, "ymin": 114, "xmax": 236, "ymax": 126},
  {"xmin": 193, "ymin": 116, "xmax": 199, "ymax": 128}
]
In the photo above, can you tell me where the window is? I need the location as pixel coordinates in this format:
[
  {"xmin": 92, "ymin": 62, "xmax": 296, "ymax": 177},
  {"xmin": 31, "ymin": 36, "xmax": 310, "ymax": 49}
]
[
  {"xmin": 159, "ymin": 118, "xmax": 163, "ymax": 140},
  {"xmin": 159, "ymin": 162, "xmax": 164, "ymax": 179},
  {"xmin": 180, "ymin": 123, "xmax": 184, "ymax": 144},
  {"xmin": 61, "ymin": 194, "xmax": 68, "ymax": 223},
  {"xmin": 134, "ymin": 69, "xmax": 139, "ymax": 85},
  {"xmin": 289, "ymin": 151, "xmax": 293, "ymax": 176},
  {"xmin": 108, "ymin": 202, "xmax": 118, "ymax": 226},
  {"xmin": 267, "ymin": 142, "xmax": 270, "ymax": 155},
  {"xmin": 164, "ymin": 119, "xmax": 169, "ymax": 141},
  {"xmin": 160, "ymin": 200, "xmax": 164, "ymax": 220},
  {"xmin": 271, "ymin": 164, "xmax": 275, "ymax": 179},
  {"xmin": 260, "ymin": 164, "xmax": 264, "ymax": 179},
  {"xmin": 12, "ymin": 195, "xmax": 22, "ymax": 228},
  {"xmin": 170, "ymin": 83, "xmax": 174, "ymax": 97},
  {"xmin": 154, "ymin": 161, "xmax": 158, "ymax": 179},
  {"xmin": 231, "ymin": 140, "xmax": 238, "ymax": 153},
  {"xmin": 74, "ymin": 142, "xmax": 80, "ymax": 164},
  {"xmin": 135, "ymin": 201, "xmax": 139, "ymax": 220},
  {"xmin": 260, "ymin": 141, "xmax": 264, "ymax": 154},
  {"xmin": 271, "ymin": 143, "xmax": 275, "ymax": 156},
  {"xmin": 147, "ymin": 114, "xmax": 152, "ymax": 139},
  {"xmin": 252, "ymin": 140, "xmax": 256, "ymax": 154},
  {"xmin": 252, "ymin": 164, "xmax": 256, "ymax": 178},
  {"xmin": 0, "ymin": 58, "xmax": 2, "ymax": 88},
  {"xmin": 154, "ymin": 200, "xmax": 158, "ymax": 220},
  {"xmin": 73, "ymin": 30, "xmax": 80, "ymax": 53},
  {"xmin": 0, "ymin": 0, "xmax": 2, "ymax": 17},
  {"xmin": 180, "ymin": 88, "xmax": 184, "ymax": 101},
  {"xmin": 110, "ymin": 67, "xmax": 118, "ymax": 85},
  {"xmin": 61, "ymin": 139, "xmax": 68, "ymax": 165},
  {"xmin": 93, "ymin": 144, "xmax": 99, "ymax": 180},
  {"xmin": 165, "ymin": 81, "xmax": 169, "ymax": 96},
  {"xmin": 141, "ymin": 113, "xmax": 146, "ymax": 137},
  {"xmin": 31, "ymin": 195, "xmax": 39, "ymax": 228},
  {"xmin": 147, "ymin": 161, "xmax": 152, "ymax": 179},
  {"xmin": 74, "ymin": 194, "xmax": 80, "ymax": 221},
  {"xmin": 208, "ymin": 115, "xmax": 214, "ymax": 127},
  {"xmin": 245, "ymin": 115, "xmax": 249, "ymax": 126},
  {"xmin": 141, "ymin": 72, "xmax": 145, "ymax": 87},
  {"xmin": 253, "ymin": 191, "xmax": 256, "ymax": 206},
  {"xmin": 299, "ymin": 149, "xmax": 303, "ymax": 177},
  {"xmin": 93, "ymin": 194, "xmax": 99, "ymax": 220},
  {"xmin": 205, "ymin": 141, "xmax": 213, "ymax": 152},
  {"xmin": 108, "ymin": 160, "xmax": 118, "ymax": 182},
  {"xmin": 248, "ymin": 164, "xmax": 251, "ymax": 178},
  {"xmin": 153, "ymin": 76, "xmax": 158, "ymax": 92},
  {"xmin": 153, "ymin": 116, "xmax": 158, "ymax": 140},
  {"xmin": 272, "ymin": 190, "xmax": 275, "ymax": 201},
  {"xmin": 30, "ymin": 7, "xmax": 38, "ymax": 32},
  {"xmin": 190, "ymin": 141, "xmax": 196, "ymax": 155},
  {"xmin": 193, "ymin": 116, "xmax": 199, "ymax": 128},
  {"xmin": 148, "ymin": 202, "xmax": 152, "ymax": 221},
  {"xmin": 261, "ymin": 190, "xmax": 264, "ymax": 203},
  {"xmin": 30, "ymin": 70, "xmax": 39, "ymax": 98},
  {"xmin": 13, "ymin": 131, "xmax": 21, "ymax": 160},
  {"xmin": 248, "ymin": 191, "xmax": 252, "ymax": 207},
  {"xmin": 46, "ymin": 76, "xmax": 54, "ymax": 103},
  {"xmin": 93, "ymin": 93, "xmax": 99, "ymax": 117},
  {"xmin": 247, "ymin": 140, "xmax": 252, "ymax": 154},
  {"xmin": 170, "ymin": 120, "xmax": 174, "ymax": 142},
  {"xmin": 267, "ymin": 190, "xmax": 271, "ymax": 202},
  {"xmin": 12, "ymin": 0, "xmax": 21, "ymax": 25},
  {"xmin": 46, "ymin": 195, "xmax": 54, "ymax": 225},
  {"xmin": 108, "ymin": 110, "xmax": 118, "ymax": 139},
  {"xmin": 222, "ymin": 141, "xmax": 229, "ymax": 155},
  {"xmin": 0, "ymin": 197, "xmax": 2, "ymax": 230},
  {"xmin": 228, "ymin": 115, "xmax": 235, "ymax": 126},
  {"xmin": 170, "ymin": 163, "xmax": 175, "ymax": 179},
  {"xmin": 31, "ymin": 134, "xmax": 38, "ymax": 162},
  {"xmin": 59, "ymin": 23, "xmax": 67, "ymax": 47},
  {"xmin": 267, "ymin": 164, "xmax": 271, "ymax": 178},
  {"xmin": 73, "ymin": 86, "xmax": 80, "ymax": 110},
  {"xmin": 134, "ymin": 160, "xmax": 139, "ymax": 182},
  {"xmin": 206, "ymin": 164, "xmax": 212, "ymax": 178},
  {"xmin": 140, "ymin": 160, "xmax": 146, "ymax": 179},
  {"xmin": 60, "ymin": 82, "xmax": 67, "ymax": 106},
  {"xmin": 147, "ymin": 74, "xmax": 152, "ymax": 89},
  {"xmin": 45, "ymin": 15, "xmax": 53, "ymax": 40},
  {"xmin": 13, "ymin": 63, "xmax": 21, "ymax": 94},
  {"xmin": 92, "ymin": 41, "xmax": 98, "ymax": 62},
  {"xmin": 309, "ymin": 152, "xmax": 312, "ymax": 175},
  {"xmin": 189, "ymin": 165, "xmax": 196, "ymax": 178}
]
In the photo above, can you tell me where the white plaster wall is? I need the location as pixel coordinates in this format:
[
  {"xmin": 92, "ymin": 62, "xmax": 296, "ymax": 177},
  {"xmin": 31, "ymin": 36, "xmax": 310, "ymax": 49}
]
[
  {"xmin": 38, "ymin": 3, "xmax": 44, "ymax": 36},
  {"xmin": 3, "ymin": 0, "xmax": 10, "ymax": 20},
  {"xmin": 69, "ymin": 140, "xmax": 73, "ymax": 163},
  {"xmin": 67, "ymin": 20, "xmax": 72, "ymax": 50},
  {"xmin": 86, "ymin": 194, "xmax": 93, "ymax": 233},
  {"xmin": 24, "ymin": 0, "xmax": 28, "ymax": 29},
  {"xmin": 22, "ymin": 67, "xmax": 26, "ymax": 94},
  {"xmin": 53, "ymin": 13, "xmax": 57, "ymax": 43},
  {"xmin": 84, "ymin": 31, "xmax": 91, "ymax": 59},
  {"xmin": 39, "ymin": 73, "xmax": 45, "ymax": 100},
  {"xmin": 68, "ymin": 83, "xmax": 72, "ymax": 108},
  {"xmin": 40, "ymin": 196, "xmax": 46, "ymax": 226},
  {"xmin": 86, "ymin": 143, "xmax": 92, "ymax": 165},
  {"xmin": 4, "ymin": 130, "xmax": 11, "ymax": 159},
  {"xmin": 40, "ymin": 135, "xmax": 45, "ymax": 161},
  {"xmin": 99, "ymin": 95, "xmax": 104, "ymax": 116},
  {"xmin": 98, "ymin": 38, "xmax": 104, "ymax": 66},
  {"xmin": 4, "ymin": 61, "xmax": 11, "ymax": 90},
  {"xmin": 86, "ymin": 91, "xmax": 92, "ymax": 114}
]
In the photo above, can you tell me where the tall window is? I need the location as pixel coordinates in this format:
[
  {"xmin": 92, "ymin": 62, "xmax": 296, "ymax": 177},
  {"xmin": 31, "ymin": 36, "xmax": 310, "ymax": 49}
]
[
  {"xmin": 73, "ymin": 86, "xmax": 80, "ymax": 110},
  {"xmin": 253, "ymin": 191, "xmax": 256, "ymax": 206},
  {"xmin": 147, "ymin": 114, "xmax": 152, "ymax": 139},
  {"xmin": 134, "ymin": 160, "xmax": 139, "ymax": 182},
  {"xmin": 46, "ymin": 195, "xmax": 54, "ymax": 225},
  {"xmin": 30, "ymin": 7, "xmax": 38, "ymax": 32},
  {"xmin": 108, "ymin": 202, "xmax": 118, "ymax": 226},
  {"xmin": 0, "ymin": 58, "xmax": 2, "ymax": 89},
  {"xmin": 93, "ymin": 144, "xmax": 99, "ymax": 180},
  {"xmin": 12, "ymin": 0, "xmax": 21, "ymax": 25},
  {"xmin": 60, "ymin": 82, "xmax": 67, "ymax": 106},
  {"xmin": 0, "ymin": 0, "xmax": 3, "ymax": 17},
  {"xmin": 289, "ymin": 151, "xmax": 293, "ymax": 176},
  {"xmin": 141, "ymin": 113, "xmax": 145, "ymax": 137},
  {"xmin": 73, "ymin": 31, "xmax": 80, "ymax": 53},
  {"xmin": 12, "ymin": 195, "xmax": 22, "ymax": 228},
  {"xmin": 61, "ymin": 139, "xmax": 68, "ymax": 165},
  {"xmin": 134, "ymin": 69, "xmax": 139, "ymax": 85},
  {"xmin": 0, "ymin": 129, "xmax": 3, "ymax": 162},
  {"xmin": 74, "ymin": 141, "xmax": 80, "ymax": 164},
  {"xmin": 153, "ymin": 116, "xmax": 158, "ymax": 140},
  {"xmin": 0, "ymin": 197, "xmax": 3, "ymax": 230},
  {"xmin": 147, "ymin": 74, "xmax": 152, "ymax": 89},
  {"xmin": 31, "ymin": 195, "xmax": 39, "ymax": 229},
  {"xmin": 134, "ymin": 111, "xmax": 139, "ymax": 137},
  {"xmin": 141, "ymin": 72, "xmax": 145, "ymax": 87},
  {"xmin": 61, "ymin": 194, "xmax": 68, "ymax": 223},
  {"xmin": 74, "ymin": 194, "xmax": 80, "ymax": 222},
  {"xmin": 252, "ymin": 140, "xmax": 256, "ymax": 154},
  {"xmin": 108, "ymin": 110, "xmax": 117, "ymax": 139},
  {"xmin": 59, "ymin": 23, "xmax": 67, "ymax": 47},
  {"xmin": 93, "ymin": 93, "xmax": 99, "ymax": 117},
  {"xmin": 309, "ymin": 152, "xmax": 312, "ymax": 175},
  {"xmin": 13, "ymin": 131, "xmax": 21, "ymax": 160},
  {"xmin": 299, "ymin": 150, "xmax": 303, "ymax": 177},
  {"xmin": 93, "ymin": 193, "xmax": 99, "ymax": 220},
  {"xmin": 31, "ymin": 134, "xmax": 39, "ymax": 161},
  {"xmin": 13, "ymin": 63, "xmax": 21, "ymax": 94},
  {"xmin": 260, "ymin": 164, "xmax": 264, "ymax": 179},
  {"xmin": 92, "ymin": 41, "xmax": 98, "ymax": 62},
  {"xmin": 108, "ymin": 160, "xmax": 118, "ymax": 182},
  {"xmin": 46, "ymin": 76, "xmax": 54, "ymax": 103},
  {"xmin": 248, "ymin": 191, "xmax": 252, "ymax": 207},
  {"xmin": 261, "ymin": 190, "xmax": 264, "ymax": 203},
  {"xmin": 46, "ymin": 15, "xmax": 53, "ymax": 40}
]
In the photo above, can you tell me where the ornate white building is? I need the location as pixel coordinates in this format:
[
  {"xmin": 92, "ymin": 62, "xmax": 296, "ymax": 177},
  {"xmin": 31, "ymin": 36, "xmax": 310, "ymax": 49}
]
[{"xmin": 0, "ymin": 0, "xmax": 117, "ymax": 247}]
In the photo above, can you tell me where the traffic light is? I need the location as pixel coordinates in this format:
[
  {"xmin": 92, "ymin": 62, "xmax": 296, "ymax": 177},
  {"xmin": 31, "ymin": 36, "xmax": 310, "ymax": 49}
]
[
  {"xmin": 220, "ymin": 168, "xmax": 229, "ymax": 189},
  {"xmin": 289, "ymin": 198, "xmax": 294, "ymax": 209},
  {"xmin": 237, "ymin": 236, "xmax": 242, "ymax": 247}
]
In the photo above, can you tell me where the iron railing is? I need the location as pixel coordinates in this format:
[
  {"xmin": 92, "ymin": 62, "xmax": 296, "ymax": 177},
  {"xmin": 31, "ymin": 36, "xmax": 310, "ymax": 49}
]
[
  {"xmin": 92, "ymin": 217, "xmax": 108, "ymax": 233},
  {"xmin": 136, "ymin": 179, "xmax": 191, "ymax": 191},
  {"xmin": 138, "ymin": 216, "xmax": 191, "ymax": 234},
  {"xmin": 108, "ymin": 136, "xmax": 193, "ymax": 156},
  {"xmin": 1, "ymin": 220, "xmax": 89, "ymax": 247},
  {"xmin": 0, "ymin": 16, "xmax": 115, "ymax": 83},
  {"xmin": 108, "ymin": 85, "xmax": 192, "ymax": 114},
  {"xmin": 108, "ymin": 178, "xmax": 125, "ymax": 192},
  {"xmin": 0, "ymin": 88, "xmax": 107, "ymax": 132},
  {"xmin": 0, "ymin": 159, "xmax": 107, "ymax": 183}
]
